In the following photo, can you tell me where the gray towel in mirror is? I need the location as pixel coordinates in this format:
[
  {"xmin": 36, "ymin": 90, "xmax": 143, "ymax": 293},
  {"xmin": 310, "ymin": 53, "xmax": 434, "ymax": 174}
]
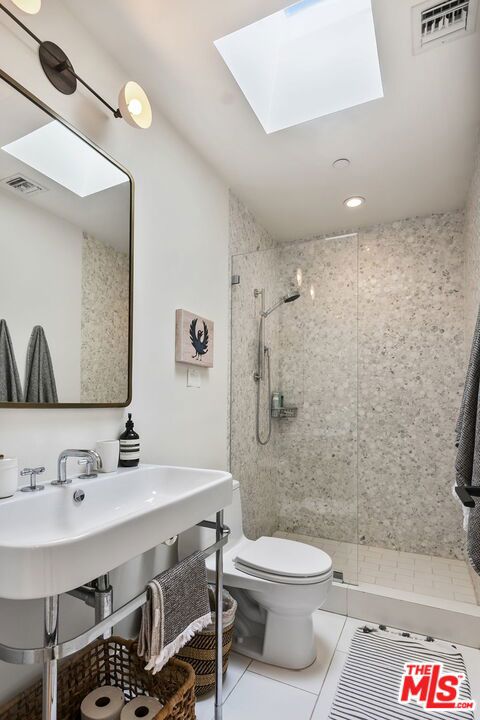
[
  {"xmin": 24, "ymin": 326, "xmax": 58, "ymax": 404},
  {"xmin": 0, "ymin": 319, "xmax": 23, "ymax": 402}
]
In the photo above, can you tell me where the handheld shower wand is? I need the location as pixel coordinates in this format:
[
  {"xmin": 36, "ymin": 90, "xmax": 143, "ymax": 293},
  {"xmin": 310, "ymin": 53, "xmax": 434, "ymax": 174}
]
[{"xmin": 254, "ymin": 288, "xmax": 300, "ymax": 445}]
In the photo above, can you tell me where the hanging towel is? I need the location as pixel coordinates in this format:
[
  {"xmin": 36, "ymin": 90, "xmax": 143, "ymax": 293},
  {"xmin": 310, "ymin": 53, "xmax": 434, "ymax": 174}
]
[
  {"xmin": 0, "ymin": 320, "xmax": 23, "ymax": 402},
  {"xmin": 455, "ymin": 305, "xmax": 480, "ymax": 576},
  {"xmin": 137, "ymin": 550, "xmax": 212, "ymax": 674},
  {"xmin": 24, "ymin": 326, "xmax": 58, "ymax": 403}
]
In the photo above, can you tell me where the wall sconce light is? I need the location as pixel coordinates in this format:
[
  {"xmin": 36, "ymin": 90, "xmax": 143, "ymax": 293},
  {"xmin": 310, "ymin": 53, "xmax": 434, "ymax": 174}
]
[
  {"xmin": 10, "ymin": 0, "xmax": 40, "ymax": 14},
  {"xmin": 1, "ymin": 2, "xmax": 152, "ymax": 129},
  {"xmin": 118, "ymin": 81, "xmax": 153, "ymax": 129}
]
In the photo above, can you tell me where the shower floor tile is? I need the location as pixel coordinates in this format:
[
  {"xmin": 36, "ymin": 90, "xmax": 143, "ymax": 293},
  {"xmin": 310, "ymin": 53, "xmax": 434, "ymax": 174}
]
[{"xmin": 274, "ymin": 532, "xmax": 478, "ymax": 605}]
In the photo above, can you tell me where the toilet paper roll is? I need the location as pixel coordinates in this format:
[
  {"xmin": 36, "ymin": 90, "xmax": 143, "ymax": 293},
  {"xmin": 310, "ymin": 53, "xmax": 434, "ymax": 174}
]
[
  {"xmin": 120, "ymin": 696, "xmax": 163, "ymax": 720},
  {"xmin": 80, "ymin": 686, "xmax": 125, "ymax": 720}
]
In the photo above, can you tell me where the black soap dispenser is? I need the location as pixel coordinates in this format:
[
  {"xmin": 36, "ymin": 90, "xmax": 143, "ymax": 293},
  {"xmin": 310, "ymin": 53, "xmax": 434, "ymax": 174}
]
[{"xmin": 119, "ymin": 413, "xmax": 140, "ymax": 467}]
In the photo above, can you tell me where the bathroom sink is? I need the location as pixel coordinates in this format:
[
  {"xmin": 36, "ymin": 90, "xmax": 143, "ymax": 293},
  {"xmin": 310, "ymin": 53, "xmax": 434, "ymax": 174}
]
[{"xmin": 0, "ymin": 464, "xmax": 232, "ymax": 600}]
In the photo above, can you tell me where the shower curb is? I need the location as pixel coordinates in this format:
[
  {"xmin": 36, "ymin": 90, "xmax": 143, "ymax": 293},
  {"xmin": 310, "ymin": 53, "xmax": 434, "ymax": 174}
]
[{"xmin": 323, "ymin": 581, "xmax": 480, "ymax": 649}]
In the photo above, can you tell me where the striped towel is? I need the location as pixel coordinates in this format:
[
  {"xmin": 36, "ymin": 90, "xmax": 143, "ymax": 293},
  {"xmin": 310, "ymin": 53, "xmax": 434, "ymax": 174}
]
[
  {"xmin": 456, "ymin": 304, "xmax": 480, "ymax": 576},
  {"xmin": 137, "ymin": 550, "xmax": 211, "ymax": 674},
  {"xmin": 329, "ymin": 627, "xmax": 474, "ymax": 720}
]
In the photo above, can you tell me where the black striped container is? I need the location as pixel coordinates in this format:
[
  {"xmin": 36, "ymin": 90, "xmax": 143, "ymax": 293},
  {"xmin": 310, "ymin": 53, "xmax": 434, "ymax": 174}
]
[{"xmin": 176, "ymin": 588, "xmax": 237, "ymax": 696}]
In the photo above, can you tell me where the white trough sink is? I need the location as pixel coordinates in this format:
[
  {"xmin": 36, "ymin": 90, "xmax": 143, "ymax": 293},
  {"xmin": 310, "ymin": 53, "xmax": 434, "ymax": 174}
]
[{"xmin": 0, "ymin": 464, "xmax": 233, "ymax": 600}]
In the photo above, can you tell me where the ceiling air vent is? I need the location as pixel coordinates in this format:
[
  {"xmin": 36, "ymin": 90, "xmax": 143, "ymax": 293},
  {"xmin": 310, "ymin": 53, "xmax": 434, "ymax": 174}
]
[
  {"xmin": 1, "ymin": 174, "xmax": 47, "ymax": 196},
  {"xmin": 412, "ymin": 0, "xmax": 478, "ymax": 53}
]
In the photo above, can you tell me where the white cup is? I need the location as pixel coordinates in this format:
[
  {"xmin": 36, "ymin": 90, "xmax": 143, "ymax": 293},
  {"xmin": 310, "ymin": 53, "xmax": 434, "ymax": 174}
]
[
  {"xmin": 95, "ymin": 440, "xmax": 120, "ymax": 473},
  {"xmin": 0, "ymin": 457, "xmax": 18, "ymax": 498}
]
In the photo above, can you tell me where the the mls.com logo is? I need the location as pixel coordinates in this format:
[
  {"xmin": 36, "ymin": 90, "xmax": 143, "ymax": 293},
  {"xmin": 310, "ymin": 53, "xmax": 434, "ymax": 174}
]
[{"xmin": 399, "ymin": 663, "xmax": 476, "ymax": 712}]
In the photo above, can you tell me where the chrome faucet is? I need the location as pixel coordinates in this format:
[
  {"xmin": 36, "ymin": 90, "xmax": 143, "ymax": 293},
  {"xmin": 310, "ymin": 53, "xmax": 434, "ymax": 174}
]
[{"xmin": 52, "ymin": 449, "xmax": 102, "ymax": 486}]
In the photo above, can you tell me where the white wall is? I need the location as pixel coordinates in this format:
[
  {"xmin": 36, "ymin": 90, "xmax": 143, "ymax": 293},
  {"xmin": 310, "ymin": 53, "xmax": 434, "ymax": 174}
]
[
  {"xmin": 0, "ymin": 0, "xmax": 229, "ymax": 702},
  {"xmin": 0, "ymin": 189, "xmax": 82, "ymax": 401}
]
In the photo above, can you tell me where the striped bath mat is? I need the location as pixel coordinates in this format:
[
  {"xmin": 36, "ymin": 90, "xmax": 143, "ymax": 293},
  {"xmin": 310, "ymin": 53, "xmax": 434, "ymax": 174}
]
[{"xmin": 329, "ymin": 627, "xmax": 475, "ymax": 719}]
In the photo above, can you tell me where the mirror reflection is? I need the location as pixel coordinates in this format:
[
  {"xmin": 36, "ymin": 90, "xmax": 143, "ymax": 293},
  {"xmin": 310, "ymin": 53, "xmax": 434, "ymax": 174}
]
[{"xmin": 0, "ymin": 75, "xmax": 132, "ymax": 406}]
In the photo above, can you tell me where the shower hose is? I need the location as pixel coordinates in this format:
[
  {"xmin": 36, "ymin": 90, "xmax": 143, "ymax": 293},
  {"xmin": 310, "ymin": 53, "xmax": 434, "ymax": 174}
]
[{"xmin": 256, "ymin": 345, "xmax": 272, "ymax": 445}]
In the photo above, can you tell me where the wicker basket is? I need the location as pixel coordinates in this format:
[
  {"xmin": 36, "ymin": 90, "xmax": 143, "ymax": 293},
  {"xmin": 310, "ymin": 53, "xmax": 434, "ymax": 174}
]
[
  {"xmin": 0, "ymin": 637, "xmax": 195, "ymax": 720},
  {"xmin": 176, "ymin": 587, "xmax": 237, "ymax": 696}
]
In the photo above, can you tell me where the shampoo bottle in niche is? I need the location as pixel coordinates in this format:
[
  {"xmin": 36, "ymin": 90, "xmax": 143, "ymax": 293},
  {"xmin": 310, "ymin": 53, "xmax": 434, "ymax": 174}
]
[{"xmin": 119, "ymin": 414, "xmax": 140, "ymax": 467}]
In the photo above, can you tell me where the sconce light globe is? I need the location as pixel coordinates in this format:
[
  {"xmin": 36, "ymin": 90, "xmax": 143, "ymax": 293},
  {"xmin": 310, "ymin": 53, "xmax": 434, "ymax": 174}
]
[
  {"xmin": 118, "ymin": 81, "xmax": 152, "ymax": 129},
  {"xmin": 11, "ymin": 0, "xmax": 41, "ymax": 13}
]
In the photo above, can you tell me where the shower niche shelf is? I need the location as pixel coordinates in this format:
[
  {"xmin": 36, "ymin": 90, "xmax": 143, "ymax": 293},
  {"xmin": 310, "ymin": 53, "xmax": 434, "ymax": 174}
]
[{"xmin": 271, "ymin": 406, "xmax": 298, "ymax": 419}]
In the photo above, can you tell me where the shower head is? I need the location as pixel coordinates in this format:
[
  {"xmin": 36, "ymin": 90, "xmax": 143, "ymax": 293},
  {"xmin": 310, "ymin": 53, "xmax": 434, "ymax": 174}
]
[{"xmin": 263, "ymin": 290, "xmax": 301, "ymax": 317}]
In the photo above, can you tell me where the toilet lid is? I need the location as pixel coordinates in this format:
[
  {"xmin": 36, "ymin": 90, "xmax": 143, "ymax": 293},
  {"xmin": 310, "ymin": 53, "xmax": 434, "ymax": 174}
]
[{"xmin": 235, "ymin": 537, "xmax": 332, "ymax": 582}]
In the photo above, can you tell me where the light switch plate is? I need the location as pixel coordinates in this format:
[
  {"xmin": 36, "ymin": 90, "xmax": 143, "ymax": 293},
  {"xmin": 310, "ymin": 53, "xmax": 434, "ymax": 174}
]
[{"xmin": 187, "ymin": 368, "xmax": 201, "ymax": 388}]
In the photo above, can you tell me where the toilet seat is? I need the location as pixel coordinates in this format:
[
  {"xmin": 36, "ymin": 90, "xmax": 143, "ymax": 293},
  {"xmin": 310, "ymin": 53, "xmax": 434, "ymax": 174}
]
[{"xmin": 234, "ymin": 536, "xmax": 332, "ymax": 585}]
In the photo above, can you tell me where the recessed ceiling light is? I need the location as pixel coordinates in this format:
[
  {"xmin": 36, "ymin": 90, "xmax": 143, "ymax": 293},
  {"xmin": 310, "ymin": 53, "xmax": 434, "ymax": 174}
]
[
  {"xmin": 344, "ymin": 196, "xmax": 365, "ymax": 208},
  {"xmin": 333, "ymin": 158, "xmax": 351, "ymax": 169},
  {"xmin": 2, "ymin": 121, "xmax": 128, "ymax": 197},
  {"xmin": 214, "ymin": 0, "xmax": 383, "ymax": 134}
]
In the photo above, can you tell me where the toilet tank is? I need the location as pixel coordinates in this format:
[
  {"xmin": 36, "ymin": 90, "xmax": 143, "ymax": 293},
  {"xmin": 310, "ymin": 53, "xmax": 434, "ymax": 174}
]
[{"xmin": 178, "ymin": 479, "xmax": 243, "ymax": 559}]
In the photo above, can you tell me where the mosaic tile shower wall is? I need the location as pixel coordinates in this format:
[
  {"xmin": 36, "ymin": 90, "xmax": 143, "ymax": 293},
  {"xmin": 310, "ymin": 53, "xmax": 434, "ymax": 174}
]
[
  {"xmin": 230, "ymin": 193, "xmax": 281, "ymax": 538},
  {"xmin": 81, "ymin": 234, "xmax": 130, "ymax": 404},
  {"xmin": 356, "ymin": 214, "xmax": 464, "ymax": 558},
  {"xmin": 230, "ymin": 193, "xmax": 467, "ymax": 560},
  {"xmin": 276, "ymin": 234, "xmax": 359, "ymax": 544},
  {"xmin": 276, "ymin": 214, "xmax": 465, "ymax": 559}
]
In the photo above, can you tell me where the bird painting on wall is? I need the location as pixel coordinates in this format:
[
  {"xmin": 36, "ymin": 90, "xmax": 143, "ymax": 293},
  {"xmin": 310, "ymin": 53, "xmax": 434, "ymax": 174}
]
[
  {"xmin": 189, "ymin": 318, "xmax": 209, "ymax": 360},
  {"xmin": 175, "ymin": 309, "xmax": 214, "ymax": 368}
]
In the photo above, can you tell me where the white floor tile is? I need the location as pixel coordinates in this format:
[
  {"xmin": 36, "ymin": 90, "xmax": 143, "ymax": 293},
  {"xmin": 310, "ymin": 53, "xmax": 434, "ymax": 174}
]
[
  {"xmin": 311, "ymin": 651, "xmax": 347, "ymax": 719},
  {"xmin": 194, "ymin": 652, "xmax": 251, "ymax": 720},
  {"xmin": 195, "ymin": 696, "xmax": 215, "ymax": 720},
  {"xmin": 337, "ymin": 616, "xmax": 373, "ymax": 653},
  {"xmin": 248, "ymin": 610, "xmax": 346, "ymax": 694},
  {"xmin": 222, "ymin": 672, "xmax": 317, "ymax": 720}
]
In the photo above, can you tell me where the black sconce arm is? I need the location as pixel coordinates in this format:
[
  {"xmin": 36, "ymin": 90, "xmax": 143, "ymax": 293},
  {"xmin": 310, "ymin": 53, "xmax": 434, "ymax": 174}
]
[{"xmin": 0, "ymin": 2, "xmax": 122, "ymax": 118}]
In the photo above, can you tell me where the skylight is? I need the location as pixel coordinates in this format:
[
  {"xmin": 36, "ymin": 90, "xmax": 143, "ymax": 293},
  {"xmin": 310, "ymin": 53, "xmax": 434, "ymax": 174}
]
[
  {"xmin": 214, "ymin": 0, "xmax": 384, "ymax": 134},
  {"xmin": 1, "ymin": 121, "xmax": 128, "ymax": 197}
]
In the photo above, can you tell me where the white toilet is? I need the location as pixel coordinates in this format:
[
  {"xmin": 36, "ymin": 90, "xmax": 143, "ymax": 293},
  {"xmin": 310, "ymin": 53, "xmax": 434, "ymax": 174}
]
[{"xmin": 179, "ymin": 480, "xmax": 333, "ymax": 670}]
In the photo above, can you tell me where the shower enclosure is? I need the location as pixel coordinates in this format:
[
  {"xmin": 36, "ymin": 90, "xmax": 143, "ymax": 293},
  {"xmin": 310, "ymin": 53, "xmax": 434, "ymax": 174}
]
[{"xmin": 230, "ymin": 210, "xmax": 479, "ymax": 607}]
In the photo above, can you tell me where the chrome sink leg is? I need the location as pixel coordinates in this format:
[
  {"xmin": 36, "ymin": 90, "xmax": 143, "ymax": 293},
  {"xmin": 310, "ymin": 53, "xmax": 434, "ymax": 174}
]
[
  {"xmin": 43, "ymin": 595, "xmax": 59, "ymax": 720},
  {"xmin": 95, "ymin": 574, "xmax": 113, "ymax": 639},
  {"xmin": 215, "ymin": 510, "xmax": 224, "ymax": 720}
]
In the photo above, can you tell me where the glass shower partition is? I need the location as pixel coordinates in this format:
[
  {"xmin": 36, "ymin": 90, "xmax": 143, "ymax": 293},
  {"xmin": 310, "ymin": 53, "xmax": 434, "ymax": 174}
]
[{"xmin": 230, "ymin": 233, "xmax": 359, "ymax": 587}]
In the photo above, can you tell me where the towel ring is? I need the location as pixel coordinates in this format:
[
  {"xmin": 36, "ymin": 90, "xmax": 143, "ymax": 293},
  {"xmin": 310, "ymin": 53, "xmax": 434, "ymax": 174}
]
[{"xmin": 455, "ymin": 486, "xmax": 480, "ymax": 508}]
